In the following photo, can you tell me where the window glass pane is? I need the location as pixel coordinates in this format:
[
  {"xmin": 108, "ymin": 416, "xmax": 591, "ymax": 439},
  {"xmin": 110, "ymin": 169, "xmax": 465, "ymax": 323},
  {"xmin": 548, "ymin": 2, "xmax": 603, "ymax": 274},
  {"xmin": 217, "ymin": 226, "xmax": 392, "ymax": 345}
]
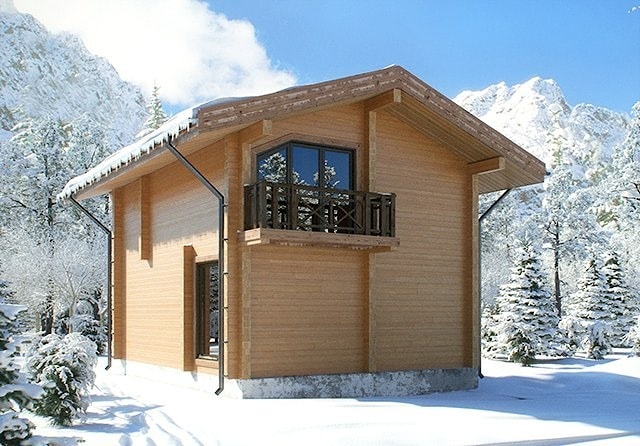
[
  {"xmin": 324, "ymin": 150, "xmax": 351, "ymax": 189},
  {"xmin": 258, "ymin": 148, "xmax": 287, "ymax": 182},
  {"xmin": 292, "ymin": 145, "xmax": 319, "ymax": 186},
  {"xmin": 196, "ymin": 262, "xmax": 219, "ymax": 359}
]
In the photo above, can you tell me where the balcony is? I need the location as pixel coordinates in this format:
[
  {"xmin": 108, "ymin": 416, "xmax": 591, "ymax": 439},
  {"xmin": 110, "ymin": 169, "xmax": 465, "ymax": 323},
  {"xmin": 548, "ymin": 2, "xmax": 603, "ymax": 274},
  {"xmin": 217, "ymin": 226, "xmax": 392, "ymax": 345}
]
[{"xmin": 241, "ymin": 181, "xmax": 399, "ymax": 251}]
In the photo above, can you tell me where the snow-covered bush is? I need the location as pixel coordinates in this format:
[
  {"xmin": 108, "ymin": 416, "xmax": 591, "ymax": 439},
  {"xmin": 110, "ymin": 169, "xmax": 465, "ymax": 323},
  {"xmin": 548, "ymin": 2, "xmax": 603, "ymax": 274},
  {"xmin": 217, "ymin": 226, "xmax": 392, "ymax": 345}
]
[
  {"xmin": 481, "ymin": 304, "xmax": 501, "ymax": 357},
  {"xmin": 0, "ymin": 412, "xmax": 35, "ymax": 446},
  {"xmin": 497, "ymin": 323, "xmax": 536, "ymax": 366},
  {"xmin": 26, "ymin": 332, "xmax": 97, "ymax": 426},
  {"xmin": 71, "ymin": 313, "xmax": 107, "ymax": 355},
  {"xmin": 624, "ymin": 316, "xmax": 640, "ymax": 356},
  {"xmin": 70, "ymin": 295, "xmax": 107, "ymax": 355},
  {"xmin": 581, "ymin": 321, "xmax": 611, "ymax": 360},
  {"xmin": 0, "ymin": 304, "xmax": 43, "ymax": 445},
  {"xmin": 53, "ymin": 310, "xmax": 70, "ymax": 336},
  {"xmin": 558, "ymin": 315, "xmax": 582, "ymax": 356}
]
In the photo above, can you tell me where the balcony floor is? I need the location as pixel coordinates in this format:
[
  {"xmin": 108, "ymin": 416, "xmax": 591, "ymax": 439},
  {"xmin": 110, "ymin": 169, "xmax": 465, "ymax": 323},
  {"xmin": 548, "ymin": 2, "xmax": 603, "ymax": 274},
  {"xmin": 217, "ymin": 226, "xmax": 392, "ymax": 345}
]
[{"xmin": 238, "ymin": 228, "xmax": 400, "ymax": 251}]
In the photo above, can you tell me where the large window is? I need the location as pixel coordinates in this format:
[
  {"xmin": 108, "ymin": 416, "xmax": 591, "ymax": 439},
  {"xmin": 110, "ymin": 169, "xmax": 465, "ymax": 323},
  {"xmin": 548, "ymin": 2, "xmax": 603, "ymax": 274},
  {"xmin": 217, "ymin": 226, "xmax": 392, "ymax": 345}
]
[
  {"xmin": 257, "ymin": 142, "xmax": 354, "ymax": 190},
  {"xmin": 195, "ymin": 261, "xmax": 219, "ymax": 359},
  {"xmin": 246, "ymin": 141, "xmax": 396, "ymax": 237}
]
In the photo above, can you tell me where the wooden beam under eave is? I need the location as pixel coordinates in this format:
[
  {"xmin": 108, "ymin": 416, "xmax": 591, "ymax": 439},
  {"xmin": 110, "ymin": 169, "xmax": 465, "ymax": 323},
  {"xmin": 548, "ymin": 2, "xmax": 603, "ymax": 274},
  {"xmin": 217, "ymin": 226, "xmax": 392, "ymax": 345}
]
[
  {"xmin": 182, "ymin": 245, "xmax": 197, "ymax": 371},
  {"xmin": 138, "ymin": 176, "xmax": 152, "ymax": 261},
  {"xmin": 467, "ymin": 157, "xmax": 505, "ymax": 176},
  {"xmin": 364, "ymin": 89, "xmax": 402, "ymax": 112},
  {"xmin": 239, "ymin": 119, "xmax": 272, "ymax": 145}
]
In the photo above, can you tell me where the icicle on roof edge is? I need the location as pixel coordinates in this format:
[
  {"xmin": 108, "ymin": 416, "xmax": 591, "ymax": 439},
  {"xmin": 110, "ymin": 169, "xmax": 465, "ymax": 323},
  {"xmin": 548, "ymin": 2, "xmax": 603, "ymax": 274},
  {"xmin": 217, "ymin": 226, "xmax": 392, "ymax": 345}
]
[{"xmin": 57, "ymin": 97, "xmax": 243, "ymax": 201}]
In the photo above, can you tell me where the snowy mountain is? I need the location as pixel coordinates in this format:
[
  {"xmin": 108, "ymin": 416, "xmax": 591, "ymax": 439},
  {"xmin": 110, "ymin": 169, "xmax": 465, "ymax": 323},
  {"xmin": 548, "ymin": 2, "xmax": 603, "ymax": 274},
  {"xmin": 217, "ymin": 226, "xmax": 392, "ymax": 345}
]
[
  {"xmin": 0, "ymin": 0, "xmax": 146, "ymax": 143},
  {"xmin": 454, "ymin": 77, "xmax": 631, "ymax": 170}
]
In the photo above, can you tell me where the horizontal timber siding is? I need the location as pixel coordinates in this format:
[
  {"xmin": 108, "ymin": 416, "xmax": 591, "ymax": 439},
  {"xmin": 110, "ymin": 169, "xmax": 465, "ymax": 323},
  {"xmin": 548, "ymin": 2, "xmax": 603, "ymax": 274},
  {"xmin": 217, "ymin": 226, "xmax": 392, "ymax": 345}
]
[
  {"xmin": 117, "ymin": 141, "xmax": 224, "ymax": 370},
  {"xmin": 371, "ymin": 110, "xmax": 471, "ymax": 371},
  {"xmin": 247, "ymin": 245, "xmax": 367, "ymax": 378}
]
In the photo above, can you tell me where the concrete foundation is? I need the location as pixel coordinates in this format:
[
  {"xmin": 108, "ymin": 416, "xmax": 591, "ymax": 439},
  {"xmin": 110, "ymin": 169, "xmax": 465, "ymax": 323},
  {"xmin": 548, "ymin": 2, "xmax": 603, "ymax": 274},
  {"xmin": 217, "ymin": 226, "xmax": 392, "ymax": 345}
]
[
  {"xmin": 226, "ymin": 367, "xmax": 478, "ymax": 399},
  {"xmin": 111, "ymin": 360, "xmax": 478, "ymax": 399}
]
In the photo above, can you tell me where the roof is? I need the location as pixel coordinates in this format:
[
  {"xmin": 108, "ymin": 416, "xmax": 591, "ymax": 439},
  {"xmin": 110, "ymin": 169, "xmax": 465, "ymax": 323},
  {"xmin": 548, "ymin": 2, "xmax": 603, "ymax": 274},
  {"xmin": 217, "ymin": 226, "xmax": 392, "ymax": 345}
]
[{"xmin": 58, "ymin": 65, "xmax": 546, "ymax": 200}]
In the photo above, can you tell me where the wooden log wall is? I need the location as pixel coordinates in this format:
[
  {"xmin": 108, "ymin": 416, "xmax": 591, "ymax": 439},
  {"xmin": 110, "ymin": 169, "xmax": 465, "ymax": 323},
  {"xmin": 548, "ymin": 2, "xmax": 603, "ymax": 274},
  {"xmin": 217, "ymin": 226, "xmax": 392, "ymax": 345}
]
[
  {"xmin": 371, "ymin": 110, "xmax": 471, "ymax": 370},
  {"xmin": 240, "ymin": 102, "xmax": 473, "ymax": 377},
  {"xmin": 113, "ymin": 141, "xmax": 224, "ymax": 370},
  {"xmin": 112, "ymin": 98, "xmax": 476, "ymax": 378}
]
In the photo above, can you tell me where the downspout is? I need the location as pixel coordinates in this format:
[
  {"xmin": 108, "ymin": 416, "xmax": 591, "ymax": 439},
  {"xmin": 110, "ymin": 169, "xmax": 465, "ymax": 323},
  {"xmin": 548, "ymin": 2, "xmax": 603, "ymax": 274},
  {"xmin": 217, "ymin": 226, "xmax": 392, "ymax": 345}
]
[
  {"xmin": 477, "ymin": 188, "xmax": 512, "ymax": 379},
  {"xmin": 165, "ymin": 136, "xmax": 226, "ymax": 396},
  {"xmin": 68, "ymin": 196, "xmax": 113, "ymax": 370}
]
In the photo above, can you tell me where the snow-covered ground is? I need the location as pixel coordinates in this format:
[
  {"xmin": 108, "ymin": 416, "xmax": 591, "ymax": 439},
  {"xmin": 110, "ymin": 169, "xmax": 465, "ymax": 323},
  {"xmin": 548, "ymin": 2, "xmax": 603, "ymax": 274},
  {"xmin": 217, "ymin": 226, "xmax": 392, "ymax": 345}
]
[{"xmin": 31, "ymin": 351, "xmax": 640, "ymax": 445}]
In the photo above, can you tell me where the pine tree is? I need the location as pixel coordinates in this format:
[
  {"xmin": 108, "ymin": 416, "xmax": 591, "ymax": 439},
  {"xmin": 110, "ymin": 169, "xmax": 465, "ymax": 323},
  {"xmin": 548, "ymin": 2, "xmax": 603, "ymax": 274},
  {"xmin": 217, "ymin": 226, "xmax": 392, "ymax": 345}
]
[
  {"xmin": 26, "ymin": 332, "xmax": 97, "ymax": 426},
  {"xmin": 0, "ymin": 303, "xmax": 43, "ymax": 445},
  {"xmin": 494, "ymin": 240, "xmax": 560, "ymax": 365},
  {"xmin": 481, "ymin": 303, "xmax": 501, "ymax": 357},
  {"xmin": 624, "ymin": 316, "xmax": 640, "ymax": 356},
  {"xmin": 571, "ymin": 255, "xmax": 613, "ymax": 359},
  {"xmin": 602, "ymin": 251, "xmax": 638, "ymax": 346},
  {"xmin": 543, "ymin": 145, "xmax": 609, "ymax": 316},
  {"xmin": 137, "ymin": 84, "xmax": 168, "ymax": 138}
]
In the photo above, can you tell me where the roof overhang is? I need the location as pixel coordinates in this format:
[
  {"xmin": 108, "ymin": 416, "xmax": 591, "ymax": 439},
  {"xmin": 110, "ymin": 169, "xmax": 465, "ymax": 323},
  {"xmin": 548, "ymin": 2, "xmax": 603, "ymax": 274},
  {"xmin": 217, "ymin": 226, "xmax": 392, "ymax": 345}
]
[{"xmin": 59, "ymin": 65, "xmax": 545, "ymax": 200}]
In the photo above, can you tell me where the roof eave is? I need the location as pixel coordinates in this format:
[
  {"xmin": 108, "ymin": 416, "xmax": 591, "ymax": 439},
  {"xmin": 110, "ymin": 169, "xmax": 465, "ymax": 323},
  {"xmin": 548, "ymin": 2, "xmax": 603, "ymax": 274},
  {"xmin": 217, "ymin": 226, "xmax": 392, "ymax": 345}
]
[{"xmin": 61, "ymin": 65, "xmax": 545, "ymax": 200}]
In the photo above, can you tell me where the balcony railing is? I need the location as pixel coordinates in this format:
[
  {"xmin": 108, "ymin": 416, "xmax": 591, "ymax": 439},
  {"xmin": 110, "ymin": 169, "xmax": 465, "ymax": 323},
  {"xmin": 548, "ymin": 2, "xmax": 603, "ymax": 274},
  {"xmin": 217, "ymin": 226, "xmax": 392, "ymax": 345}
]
[{"xmin": 244, "ymin": 181, "xmax": 396, "ymax": 237}]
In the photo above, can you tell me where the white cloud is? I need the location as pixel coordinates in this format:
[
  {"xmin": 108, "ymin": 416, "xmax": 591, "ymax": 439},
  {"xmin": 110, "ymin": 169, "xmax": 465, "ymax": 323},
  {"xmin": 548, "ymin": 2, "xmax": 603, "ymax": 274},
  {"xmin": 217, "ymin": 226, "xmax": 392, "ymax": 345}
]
[{"xmin": 14, "ymin": 0, "xmax": 297, "ymax": 108}]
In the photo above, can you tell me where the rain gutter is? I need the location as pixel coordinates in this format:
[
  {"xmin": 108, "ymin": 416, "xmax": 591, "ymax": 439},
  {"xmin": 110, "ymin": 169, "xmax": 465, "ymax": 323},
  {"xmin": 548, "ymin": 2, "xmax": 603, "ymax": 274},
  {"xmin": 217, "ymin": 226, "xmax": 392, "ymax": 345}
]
[
  {"xmin": 68, "ymin": 196, "xmax": 113, "ymax": 370},
  {"xmin": 477, "ymin": 188, "xmax": 512, "ymax": 379},
  {"xmin": 166, "ymin": 136, "xmax": 226, "ymax": 396}
]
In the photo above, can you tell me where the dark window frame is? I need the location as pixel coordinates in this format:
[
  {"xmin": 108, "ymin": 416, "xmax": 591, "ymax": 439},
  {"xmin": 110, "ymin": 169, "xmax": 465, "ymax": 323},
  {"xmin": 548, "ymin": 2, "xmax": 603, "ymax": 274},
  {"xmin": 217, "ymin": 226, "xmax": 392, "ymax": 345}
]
[
  {"xmin": 257, "ymin": 141, "xmax": 355, "ymax": 191},
  {"xmin": 195, "ymin": 260, "xmax": 219, "ymax": 361}
]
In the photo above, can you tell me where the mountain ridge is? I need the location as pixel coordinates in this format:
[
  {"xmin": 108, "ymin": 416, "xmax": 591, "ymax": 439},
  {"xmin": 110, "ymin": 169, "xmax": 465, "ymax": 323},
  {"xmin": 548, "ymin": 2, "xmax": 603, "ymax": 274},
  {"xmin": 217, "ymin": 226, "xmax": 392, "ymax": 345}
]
[
  {"xmin": 0, "ymin": 3, "xmax": 146, "ymax": 145},
  {"xmin": 454, "ymin": 78, "xmax": 631, "ymax": 169}
]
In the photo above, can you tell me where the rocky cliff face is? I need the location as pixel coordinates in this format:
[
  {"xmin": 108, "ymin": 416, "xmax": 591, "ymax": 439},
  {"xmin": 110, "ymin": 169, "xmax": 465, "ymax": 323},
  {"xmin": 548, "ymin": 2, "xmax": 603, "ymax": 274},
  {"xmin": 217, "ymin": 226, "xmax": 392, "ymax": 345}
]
[
  {"xmin": 454, "ymin": 77, "xmax": 630, "ymax": 171},
  {"xmin": 0, "ymin": 1, "xmax": 146, "ymax": 144}
]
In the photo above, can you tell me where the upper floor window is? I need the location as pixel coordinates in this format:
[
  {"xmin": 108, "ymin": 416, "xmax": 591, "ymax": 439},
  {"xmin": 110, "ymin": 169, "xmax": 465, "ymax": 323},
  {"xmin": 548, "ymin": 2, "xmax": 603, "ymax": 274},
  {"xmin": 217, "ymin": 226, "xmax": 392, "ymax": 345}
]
[{"xmin": 257, "ymin": 142, "xmax": 354, "ymax": 190}]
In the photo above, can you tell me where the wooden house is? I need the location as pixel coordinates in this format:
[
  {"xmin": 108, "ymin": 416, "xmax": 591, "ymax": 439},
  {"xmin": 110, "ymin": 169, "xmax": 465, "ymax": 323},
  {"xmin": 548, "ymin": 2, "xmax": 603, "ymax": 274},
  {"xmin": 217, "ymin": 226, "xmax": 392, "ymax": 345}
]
[{"xmin": 59, "ymin": 66, "xmax": 545, "ymax": 398}]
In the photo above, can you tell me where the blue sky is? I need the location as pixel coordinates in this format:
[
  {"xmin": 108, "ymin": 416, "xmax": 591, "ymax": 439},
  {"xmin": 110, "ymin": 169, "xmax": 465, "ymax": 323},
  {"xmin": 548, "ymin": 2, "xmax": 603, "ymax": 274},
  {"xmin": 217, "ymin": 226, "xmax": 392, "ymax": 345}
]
[
  {"xmin": 211, "ymin": 0, "xmax": 639, "ymax": 112},
  {"xmin": 15, "ymin": 0, "xmax": 639, "ymax": 113}
]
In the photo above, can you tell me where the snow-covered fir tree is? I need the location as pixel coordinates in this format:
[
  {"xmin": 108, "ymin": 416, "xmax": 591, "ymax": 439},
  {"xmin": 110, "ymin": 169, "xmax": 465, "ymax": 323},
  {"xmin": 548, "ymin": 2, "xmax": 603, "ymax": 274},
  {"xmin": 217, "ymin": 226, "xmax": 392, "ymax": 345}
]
[
  {"xmin": 492, "ymin": 239, "xmax": 560, "ymax": 365},
  {"xmin": 0, "ymin": 273, "xmax": 14, "ymax": 304},
  {"xmin": 26, "ymin": 332, "xmax": 97, "ymax": 426},
  {"xmin": 570, "ymin": 255, "xmax": 613, "ymax": 359},
  {"xmin": 602, "ymin": 251, "xmax": 638, "ymax": 346},
  {"xmin": 480, "ymin": 302, "xmax": 501, "ymax": 356},
  {"xmin": 558, "ymin": 314, "xmax": 582, "ymax": 356},
  {"xmin": 624, "ymin": 316, "xmax": 640, "ymax": 356},
  {"xmin": 542, "ymin": 144, "xmax": 609, "ymax": 316},
  {"xmin": 137, "ymin": 84, "xmax": 168, "ymax": 139},
  {"xmin": 0, "ymin": 304, "xmax": 43, "ymax": 445},
  {"xmin": 71, "ymin": 292, "xmax": 107, "ymax": 354}
]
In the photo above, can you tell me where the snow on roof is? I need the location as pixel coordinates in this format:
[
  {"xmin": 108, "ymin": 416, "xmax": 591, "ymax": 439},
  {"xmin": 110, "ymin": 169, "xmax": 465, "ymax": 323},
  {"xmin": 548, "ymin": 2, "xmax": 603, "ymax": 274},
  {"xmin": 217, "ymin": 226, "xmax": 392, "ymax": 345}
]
[{"xmin": 57, "ymin": 97, "xmax": 245, "ymax": 201}]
